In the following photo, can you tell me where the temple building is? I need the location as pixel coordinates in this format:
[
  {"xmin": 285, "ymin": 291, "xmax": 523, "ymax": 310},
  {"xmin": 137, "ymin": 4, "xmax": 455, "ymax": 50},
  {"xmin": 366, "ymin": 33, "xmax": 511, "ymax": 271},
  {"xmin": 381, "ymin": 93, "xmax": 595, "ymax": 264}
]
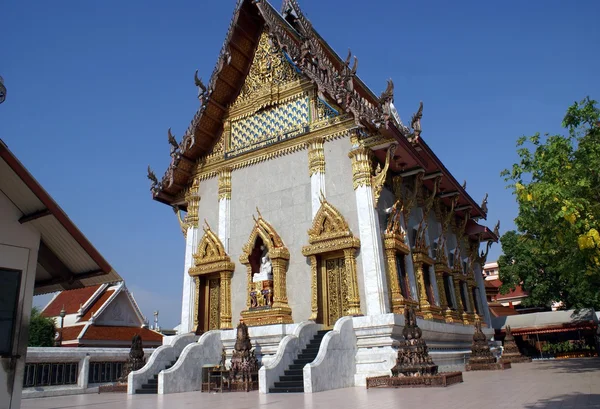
[
  {"xmin": 144, "ymin": 0, "xmax": 498, "ymax": 393},
  {"xmin": 41, "ymin": 282, "xmax": 163, "ymax": 348}
]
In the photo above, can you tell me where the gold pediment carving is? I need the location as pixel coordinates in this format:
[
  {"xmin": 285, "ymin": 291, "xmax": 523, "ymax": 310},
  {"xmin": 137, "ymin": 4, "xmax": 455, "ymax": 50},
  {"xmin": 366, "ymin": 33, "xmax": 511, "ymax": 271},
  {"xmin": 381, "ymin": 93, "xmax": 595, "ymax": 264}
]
[
  {"xmin": 230, "ymin": 29, "xmax": 303, "ymax": 114},
  {"xmin": 302, "ymin": 198, "xmax": 360, "ymax": 256},
  {"xmin": 189, "ymin": 222, "xmax": 234, "ymax": 276},
  {"xmin": 241, "ymin": 209, "xmax": 289, "ymax": 263}
]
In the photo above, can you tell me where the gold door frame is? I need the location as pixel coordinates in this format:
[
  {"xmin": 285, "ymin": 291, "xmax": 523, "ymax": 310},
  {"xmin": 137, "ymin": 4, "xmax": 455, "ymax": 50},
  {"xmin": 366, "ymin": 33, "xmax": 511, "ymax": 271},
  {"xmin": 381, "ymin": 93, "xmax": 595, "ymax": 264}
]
[
  {"xmin": 318, "ymin": 252, "xmax": 348, "ymax": 328},
  {"xmin": 302, "ymin": 197, "xmax": 362, "ymax": 322},
  {"xmin": 188, "ymin": 222, "xmax": 234, "ymax": 330}
]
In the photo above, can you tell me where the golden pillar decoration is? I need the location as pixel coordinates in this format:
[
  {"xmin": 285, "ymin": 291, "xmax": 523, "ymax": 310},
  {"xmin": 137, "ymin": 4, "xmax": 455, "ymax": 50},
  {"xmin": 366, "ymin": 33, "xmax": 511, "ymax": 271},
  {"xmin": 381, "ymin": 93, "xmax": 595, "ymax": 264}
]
[
  {"xmin": 343, "ymin": 248, "xmax": 361, "ymax": 316},
  {"xmin": 309, "ymin": 255, "xmax": 318, "ymax": 321},
  {"xmin": 453, "ymin": 276, "xmax": 464, "ymax": 316},
  {"xmin": 435, "ymin": 272, "xmax": 448, "ymax": 310},
  {"xmin": 348, "ymin": 146, "xmax": 373, "ymax": 189},
  {"xmin": 188, "ymin": 223, "xmax": 235, "ymax": 331},
  {"xmin": 193, "ymin": 277, "xmax": 200, "ymax": 331},
  {"xmin": 218, "ymin": 167, "xmax": 232, "ymax": 200},
  {"xmin": 385, "ymin": 246, "xmax": 404, "ymax": 309},
  {"xmin": 240, "ymin": 210, "xmax": 293, "ymax": 326},
  {"xmin": 219, "ymin": 271, "xmax": 233, "ymax": 329},
  {"xmin": 302, "ymin": 197, "xmax": 362, "ymax": 320},
  {"xmin": 185, "ymin": 178, "xmax": 201, "ymax": 227},
  {"xmin": 307, "ymin": 137, "xmax": 325, "ymax": 176}
]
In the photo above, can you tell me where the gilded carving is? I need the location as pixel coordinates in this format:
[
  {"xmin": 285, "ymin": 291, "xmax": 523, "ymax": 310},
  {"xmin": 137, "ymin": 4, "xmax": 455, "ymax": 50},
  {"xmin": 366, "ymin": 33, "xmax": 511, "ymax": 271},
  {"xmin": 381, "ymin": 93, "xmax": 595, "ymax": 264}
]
[
  {"xmin": 302, "ymin": 197, "xmax": 362, "ymax": 320},
  {"xmin": 307, "ymin": 136, "xmax": 325, "ymax": 176},
  {"xmin": 208, "ymin": 278, "xmax": 221, "ymax": 330},
  {"xmin": 348, "ymin": 146, "xmax": 372, "ymax": 189},
  {"xmin": 184, "ymin": 178, "xmax": 201, "ymax": 227},
  {"xmin": 372, "ymin": 144, "xmax": 397, "ymax": 207},
  {"xmin": 218, "ymin": 167, "xmax": 232, "ymax": 200},
  {"xmin": 240, "ymin": 209, "xmax": 292, "ymax": 326},
  {"xmin": 188, "ymin": 222, "xmax": 234, "ymax": 330},
  {"xmin": 232, "ymin": 29, "xmax": 302, "ymax": 107}
]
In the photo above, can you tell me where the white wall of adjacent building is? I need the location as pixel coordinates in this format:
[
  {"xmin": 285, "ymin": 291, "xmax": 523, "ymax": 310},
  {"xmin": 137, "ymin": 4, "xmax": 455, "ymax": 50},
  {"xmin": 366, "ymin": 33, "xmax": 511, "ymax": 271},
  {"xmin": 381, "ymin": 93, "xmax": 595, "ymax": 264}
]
[{"xmin": 0, "ymin": 191, "xmax": 40, "ymax": 409}]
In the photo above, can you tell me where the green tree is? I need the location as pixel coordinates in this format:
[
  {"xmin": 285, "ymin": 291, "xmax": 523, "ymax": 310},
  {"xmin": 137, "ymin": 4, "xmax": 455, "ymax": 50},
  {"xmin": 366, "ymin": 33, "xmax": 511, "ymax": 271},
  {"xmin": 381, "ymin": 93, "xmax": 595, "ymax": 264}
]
[
  {"xmin": 28, "ymin": 307, "xmax": 56, "ymax": 347},
  {"xmin": 499, "ymin": 97, "xmax": 600, "ymax": 309}
]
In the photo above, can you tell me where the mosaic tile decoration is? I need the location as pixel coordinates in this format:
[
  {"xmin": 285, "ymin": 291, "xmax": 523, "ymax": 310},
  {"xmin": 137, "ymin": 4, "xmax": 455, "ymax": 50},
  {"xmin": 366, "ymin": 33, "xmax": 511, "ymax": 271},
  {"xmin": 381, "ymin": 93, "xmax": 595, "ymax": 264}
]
[{"xmin": 229, "ymin": 95, "xmax": 310, "ymax": 156}]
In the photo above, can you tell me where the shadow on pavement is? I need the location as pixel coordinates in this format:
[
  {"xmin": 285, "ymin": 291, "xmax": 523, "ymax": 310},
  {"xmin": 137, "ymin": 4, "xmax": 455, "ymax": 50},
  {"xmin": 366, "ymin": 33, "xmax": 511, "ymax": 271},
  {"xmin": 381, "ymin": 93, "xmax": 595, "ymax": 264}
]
[
  {"xmin": 524, "ymin": 392, "xmax": 600, "ymax": 408},
  {"xmin": 532, "ymin": 357, "xmax": 600, "ymax": 374}
]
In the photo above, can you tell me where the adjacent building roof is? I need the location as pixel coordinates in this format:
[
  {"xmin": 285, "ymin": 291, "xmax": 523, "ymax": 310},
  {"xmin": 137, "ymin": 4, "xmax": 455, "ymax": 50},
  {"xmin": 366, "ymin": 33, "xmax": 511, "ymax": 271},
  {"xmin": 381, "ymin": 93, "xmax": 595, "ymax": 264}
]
[
  {"xmin": 492, "ymin": 309, "xmax": 599, "ymax": 334},
  {"xmin": 43, "ymin": 282, "xmax": 163, "ymax": 347},
  {"xmin": 0, "ymin": 139, "xmax": 122, "ymax": 294}
]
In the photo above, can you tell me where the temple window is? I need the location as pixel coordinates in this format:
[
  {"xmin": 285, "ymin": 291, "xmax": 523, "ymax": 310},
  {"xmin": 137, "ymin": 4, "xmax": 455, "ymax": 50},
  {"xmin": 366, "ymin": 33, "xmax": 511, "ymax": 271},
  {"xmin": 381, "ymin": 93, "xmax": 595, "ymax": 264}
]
[
  {"xmin": 422, "ymin": 264, "xmax": 435, "ymax": 305},
  {"xmin": 443, "ymin": 274, "xmax": 455, "ymax": 309},
  {"xmin": 395, "ymin": 254, "xmax": 410, "ymax": 299}
]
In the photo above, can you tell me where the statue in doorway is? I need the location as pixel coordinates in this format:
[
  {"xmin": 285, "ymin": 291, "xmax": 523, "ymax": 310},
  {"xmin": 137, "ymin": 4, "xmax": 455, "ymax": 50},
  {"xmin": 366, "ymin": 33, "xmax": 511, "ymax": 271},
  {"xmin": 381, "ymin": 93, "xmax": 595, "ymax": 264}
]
[{"xmin": 252, "ymin": 245, "xmax": 273, "ymax": 282}]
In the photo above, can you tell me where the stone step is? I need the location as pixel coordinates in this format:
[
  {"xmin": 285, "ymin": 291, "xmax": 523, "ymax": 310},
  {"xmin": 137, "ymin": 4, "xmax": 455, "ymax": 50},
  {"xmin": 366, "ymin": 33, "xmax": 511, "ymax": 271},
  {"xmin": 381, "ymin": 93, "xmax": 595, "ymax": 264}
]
[
  {"xmin": 274, "ymin": 380, "xmax": 304, "ymax": 388},
  {"xmin": 284, "ymin": 369, "xmax": 303, "ymax": 376},
  {"xmin": 317, "ymin": 330, "xmax": 330, "ymax": 335},
  {"xmin": 288, "ymin": 363, "xmax": 305, "ymax": 370},
  {"xmin": 141, "ymin": 384, "xmax": 158, "ymax": 390},
  {"xmin": 297, "ymin": 353, "xmax": 317, "ymax": 361},
  {"xmin": 135, "ymin": 389, "xmax": 158, "ymax": 394},
  {"xmin": 147, "ymin": 379, "xmax": 157, "ymax": 385},
  {"xmin": 279, "ymin": 374, "xmax": 303, "ymax": 382},
  {"xmin": 269, "ymin": 386, "xmax": 304, "ymax": 393},
  {"xmin": 304, "ymin": 344, "xmax": 320, "ymax": 351},
  {"xmin": 293, "ymin": 358, "xmax": 314, "ymax": 365}
]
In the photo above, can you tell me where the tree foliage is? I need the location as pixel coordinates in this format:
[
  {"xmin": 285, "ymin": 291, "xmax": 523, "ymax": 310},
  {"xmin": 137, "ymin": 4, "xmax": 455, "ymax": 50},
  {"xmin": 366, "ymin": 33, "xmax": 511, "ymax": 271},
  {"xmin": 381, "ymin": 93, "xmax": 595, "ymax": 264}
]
[
  {"xmin": 28, "ymin": 307, "xmax": 56, "ymax": 347},
  {"xmin": 498, "ymin": 97, "xmax": 600, "ymax": 309}
]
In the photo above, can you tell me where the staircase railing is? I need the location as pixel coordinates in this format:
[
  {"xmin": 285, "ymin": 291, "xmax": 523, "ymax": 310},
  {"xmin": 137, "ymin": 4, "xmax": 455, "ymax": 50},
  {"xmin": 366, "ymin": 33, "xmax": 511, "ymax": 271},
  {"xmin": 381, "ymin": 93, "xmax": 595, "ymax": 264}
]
[
  {"xmin": 258, "ymin": 321, "xmax": 320, "ymax": 393},
  {"xmin": 128, "ymin": 333, "xmax": 198, "ymax": 394}
]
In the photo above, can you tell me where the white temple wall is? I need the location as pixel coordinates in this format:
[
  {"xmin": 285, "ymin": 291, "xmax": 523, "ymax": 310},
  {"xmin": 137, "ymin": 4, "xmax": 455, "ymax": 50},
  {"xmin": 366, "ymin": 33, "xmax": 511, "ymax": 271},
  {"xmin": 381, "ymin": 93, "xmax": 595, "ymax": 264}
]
[
  {"xmin": 197, "ymin": 176, "xmax": 219, "ymax": 230},
  {"xmin": 323, "ymin": 136, "xmax": 366, "ymax": 314},
  {"xmin": 229, "ymin": 149, "xmax": 313, "ymax": 323}
]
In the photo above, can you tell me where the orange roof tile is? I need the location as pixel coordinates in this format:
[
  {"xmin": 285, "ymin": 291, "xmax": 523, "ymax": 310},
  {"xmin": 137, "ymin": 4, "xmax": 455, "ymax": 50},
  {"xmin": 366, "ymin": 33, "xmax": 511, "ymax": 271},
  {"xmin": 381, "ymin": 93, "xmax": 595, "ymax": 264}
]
[
  {"xmin": 497, "ymin": 285, "xmax": 528, "ymax": 300},
  {"xmin": 80, "ymin": 290, "xmax": 115, "ymax": 321},
  {"xmin": 82, "ymin": 326, "xmax": 163, "ymax": 342},
  {"xmin": 60, "ymin": 325, "xmax": 87, "ymax": 341},
  {"xmin": 489, "ymin": 304, "xmax": 520, "ymax": 317},
  {"xmin": 42, "ymin": 285, "xmax": 102, "ymax": 317}
]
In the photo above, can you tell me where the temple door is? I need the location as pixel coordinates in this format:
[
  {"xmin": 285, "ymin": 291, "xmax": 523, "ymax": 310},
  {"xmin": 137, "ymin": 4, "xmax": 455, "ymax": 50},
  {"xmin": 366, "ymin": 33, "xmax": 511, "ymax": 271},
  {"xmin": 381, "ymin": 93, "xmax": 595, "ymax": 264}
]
[
  {"xmin": 317, "ymin": 253, "xmax": 348, "ymax": 328},
  {"xmin": 196, "ymin": 276, "xmax": 221, "ymax": 333}
]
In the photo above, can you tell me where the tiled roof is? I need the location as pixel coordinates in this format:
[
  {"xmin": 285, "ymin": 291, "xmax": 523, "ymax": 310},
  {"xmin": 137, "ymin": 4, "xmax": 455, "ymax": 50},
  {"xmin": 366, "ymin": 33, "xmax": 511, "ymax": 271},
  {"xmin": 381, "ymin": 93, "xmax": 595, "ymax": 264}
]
[
  {"xmin": 497, "ymin": 285, "xmax": 528, "ymax": 300},
  {"xmin": 80, "ymin": 289, "xmax": 115, "ymax": 321},
  {"xmin": 489, "ymin": 303, "xmax": 520, "ymax": 317},
  {"xmin": 42, "ymin": 285, "xmax": 102, "ymax": 317},
  {"xmin": 82, "ymin": 326, "xmax": 163, "ymax": 342},
  {"xmin": 60, "ymin": 325, "xmax": 87, "ymax": 341},
  {"xmin": 485, "ymin": 279, "xmax": 502, "ymax": 289}
]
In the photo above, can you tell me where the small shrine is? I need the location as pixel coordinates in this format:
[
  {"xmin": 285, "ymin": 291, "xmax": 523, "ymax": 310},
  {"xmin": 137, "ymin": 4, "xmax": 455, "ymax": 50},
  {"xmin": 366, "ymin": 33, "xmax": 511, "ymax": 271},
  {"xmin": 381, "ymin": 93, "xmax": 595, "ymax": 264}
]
[
  {"xmin": 465, "ymin": 320, "xmax": 511, "ymax": 371},
  {"xmin": 100, "ymin": 334, "xmax": 145, "ymax": 393},
  {"xmin": 366, "ymin": 307, "xmax": 463, "ymax": 388},
  {"xmin": 501, "ymin": 326, "xmax": 532, "ymax": 364},
  {"xmin": 202, "ymin": 319, "xmax": 259, "ymax": 392}
]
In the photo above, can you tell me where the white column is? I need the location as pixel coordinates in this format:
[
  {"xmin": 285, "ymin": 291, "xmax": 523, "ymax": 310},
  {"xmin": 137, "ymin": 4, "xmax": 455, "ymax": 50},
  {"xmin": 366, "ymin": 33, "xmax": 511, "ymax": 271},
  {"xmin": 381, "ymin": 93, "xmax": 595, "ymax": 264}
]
[
  {"xmin": 180, "ymin": 226, "xmax": 199, "ymax": 334},
  {"xmin": 179, "ymin": 178, "xmax": 201, "ymax": 334},
  {"xmin": 349, "ymin": 146, "xmax": 390, "ymax": 316},
  {"xmin": 218, "ymin": 168, "xmax": 232, "ymax": 252},
  {"xmin": 308, "ymin": 137, "xmax": 326, "ymax": 218},
  {"xmin": 311, "ymin": 173, "xmax": 326, "ymax": 218}
]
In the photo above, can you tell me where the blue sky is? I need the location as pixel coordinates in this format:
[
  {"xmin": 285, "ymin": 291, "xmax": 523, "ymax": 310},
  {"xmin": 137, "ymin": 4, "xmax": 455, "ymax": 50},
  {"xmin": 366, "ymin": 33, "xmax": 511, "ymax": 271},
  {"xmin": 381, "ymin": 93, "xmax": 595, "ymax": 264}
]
[{"xmin": 2, "ymin": 0, "xmax": 598, "ymax": 329}]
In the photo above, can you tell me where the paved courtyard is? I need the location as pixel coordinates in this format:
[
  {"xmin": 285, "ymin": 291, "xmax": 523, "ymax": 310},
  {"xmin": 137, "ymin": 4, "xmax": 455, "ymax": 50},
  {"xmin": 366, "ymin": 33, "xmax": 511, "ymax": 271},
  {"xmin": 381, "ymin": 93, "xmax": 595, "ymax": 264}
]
[{"xmin": 22, "ymin": 359, "xmax": 600, "ymax": 409}]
